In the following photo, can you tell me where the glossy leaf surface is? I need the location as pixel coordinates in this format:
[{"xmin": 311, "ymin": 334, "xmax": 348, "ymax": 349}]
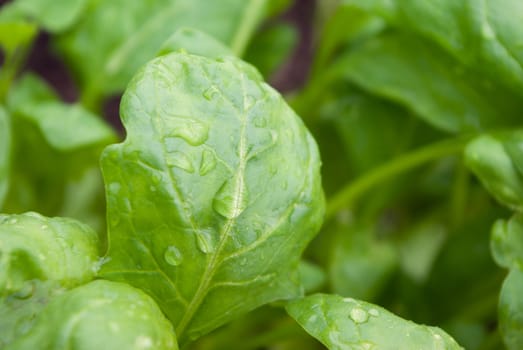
[
  {"xmin": 286, "ymin": 294, "xmax": 463, "ymax": 350},
  {"xmin": 0, "ymin": 212, "xmax": 99, "ymax": 296},
  {"xmin": 8, "ymin": 280, "xmax": 178, "ymax": 350},
  {"xmin": 100, "ymin": 52, "xmax": 325, "ymax": 342}
]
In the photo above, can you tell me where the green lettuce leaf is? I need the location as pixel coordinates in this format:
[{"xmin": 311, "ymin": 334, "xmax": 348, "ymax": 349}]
[
  {"xmin": 99, "ymin": 52, "xmax": 325, "ymax": 343},
  {"xmin": 286, "ymin": 294, "xmax": 464, "ymax": 349},
  {"xmin": 7, "ymin": 280, "xmax": 178, "ymax": 350}
]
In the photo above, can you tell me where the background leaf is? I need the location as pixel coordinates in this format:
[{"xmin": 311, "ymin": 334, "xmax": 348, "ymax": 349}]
[
  {"xmin": 499, "ymin": 268, "xmax": 523, "ymax": 350},
  {"xmin": 286, "ymin": 293, "xmax": 463, "ymax": 350}
]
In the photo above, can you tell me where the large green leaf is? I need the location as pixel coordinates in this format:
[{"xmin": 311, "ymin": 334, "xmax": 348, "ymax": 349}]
[
  {"xmin": 334, "ymin": 33, "xmax": 523, "ymax": 133},
  {"xmin": 8, "ymin": 280, "xmax": 178, "ymax": 350},
  {"xmin": 286, "ymin": 294, "xmax": 463, "ymax": 349},
  {"xmin": 99, "ymin": 52, "xmax": 325, "ymax": 343},
  {"xmin": 56, "ymin": 0, "xmax": 269, "ymax": 105},
  {"xmin": 0, "ymin": 212, "xmax": 99, "ymax": 296},
  {"xmin": 0, "ymin": 107, "xmax": 10, "ymax": 209},
  {"xmin": 347, "ymin": 0, "xmax": 523, "ymax": 95},
  {"xmin": 499, "ymin": 268, "xmax": 523, "ymax": 350}
]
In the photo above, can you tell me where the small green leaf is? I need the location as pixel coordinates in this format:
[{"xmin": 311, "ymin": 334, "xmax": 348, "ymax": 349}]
[
  {"xmin": 491, "ymin": 214, "xmax": 523, "ymax": 269},
  {"xmin": 499, "ymin": 268, "xmax": 523, "ymax": 350},
  {"xmin": 465, "ymin": 133, "xmax": 523, "ymax": 211},
  {"xmin": 15, "ymin": 101, "xmax": 116, "ymax": 151},
  {"xmin": 286, "ymin": 294, "xmax": 464, "ymax": 350},
  {"xmin": 7, "ymin": 280, "xmax": 178, "ymax": 350},
  {"xmin": 6, "ymin": 0, "xmax": 88, "ymax": 32},
  {"xmin": 158, "ymin": 28, "xmax": 232, "ymax": 58},
  {"xmin": 100, "ymin": 52, "xmax": 325, "ymax": 343},
  {"xmin": 0, "ymin": 212, "xmax": 99, "ymax": 296},
  {"xmin": 0, "ymin": 20, "xmax": 37, "ymax": 56}
]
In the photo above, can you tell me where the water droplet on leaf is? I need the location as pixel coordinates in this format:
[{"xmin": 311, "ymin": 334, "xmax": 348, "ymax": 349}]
[
  {"xmin": 195, "ymin": 231, "xmax": 215, "ymax": 254},
  {"xmin": 349, "ymin": 307, "xmax": 369, "ymax": 324},
  {"xmin": 165, "ymin": 116, "xmax": 209, "ymax": 146},
  {"xmin": 13, "ymin": 282, "xmax": 35, "ymax": 300},
  {"xmin": 199, "ymin": 149, "xmax": 217, "ymax": 176},
  {"xmin": 253, "ymin": 116, "xmax": 267, "ymax": 128},
  {"xmin": 368, "ymin": 308, "xmax": 379, "ymax": 317},
  {"xmin": 167, "ymin": 151, "xmax": 194, "ymax": 173},
  {"xmin": 213, "ymin": 173, "xmax": 248, "ymax": 219},
  {"xmin": 203, "ymin": 87, "xmax": 218, "ymax": 100},
  {"xmin": 164, "ymin": 246, "xmax": 183, "ymax": 266}
]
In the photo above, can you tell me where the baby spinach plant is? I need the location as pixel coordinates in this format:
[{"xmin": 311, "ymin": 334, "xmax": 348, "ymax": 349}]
[{"xmin": 2, "ymin": 0, "xmax": 523, "ymax": 349}]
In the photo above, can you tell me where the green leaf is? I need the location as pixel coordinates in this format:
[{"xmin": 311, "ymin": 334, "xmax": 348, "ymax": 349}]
[
  {"xmin": 158, "ymin": 28, "xmax": 233, "ymax": 58},
  {"xmin": 347, "ymin": 0, "xmax": 523, "ymax": 96},
  {"xmin": 15, "ymin": 101, "xmax": 116, "ymax": 151},
  {"xmin": 100, "ymin": 52, "xmax": 325, "ymax": 343},
  {"xmin": 299, "ymin": 260, "xmax": 326, "ymax": 293},
  {"xmin": 0, "ymin": 20, "xmax": 36, "ymax": 56},
  {"xmin": 0, "ymin": 212, "xmax": 99, "ymax": 296},
  {"xmin": 0, "ymin": 280, "xmax": 61, "ymax": 348},
  {"xmin": 491, "ymin": 214, "xmax": 523, "ymax": 270},
  {"xmin": 244, "ymin": 23, "xmax": 297, "ymax": 78},
  {"xmin": 334, "ymin": 33, "xmax": 523, "ymax": 133},
  {"xmin": 56, "ymin": 0, "xmax": 269, "ymax": 105},
  {"xmin": 0, "ymin": 107, "xmax": 10, "ymax": 209},
  {"xmin": 8, "ymin": 280, "xmax": 178, "ymax": 350},
  {"xmin": 5, "ymin": 0, "xmax": 88, "ymax": 32},
  {"xmin": 286, "ymin": 294, "xmax": 464, "ymax": 350},
  {"xmin": 465, "ymin": 133, "xmax": 523, "ymax": 211},
  {"xmin": 499, "ymin": 268, "xmax": 523, "ymax": 350}
]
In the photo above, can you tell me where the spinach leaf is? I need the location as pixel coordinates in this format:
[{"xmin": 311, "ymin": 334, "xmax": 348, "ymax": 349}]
[
  {"xmin": 99, "ymin": 52, "xmax": 325, "ymax": 343},
  {"xmin": 8, "ymin": 280, "xmax": 178, "ymax": 350},
  {"xmin": 347, "ymin": 0, "xmax": 523, "ymax": 96},
  {"xmin": 465, "ymin": 132, "xmax": 523, "ymax": 211},
  {"xmin": 499, "ymin": 268, "xmax": 523, "ymax": 350},
  {"xmin": 2, "ymin": 0, "xmax": 88, "ymax": 32},
  {"xmin": 492, "ymin": 214, "xmax": 523, "ymax": 269},
  {"xmin": 158, "ymin": 28, "xmax": 233, "ymax": 59},
  {"xmin": 286, "ymin": 294, "xmax": 463, "ymax": 349},
  {"xmin": 56, "ymin": 0, "xmax": 269, "ymax": 107},
  {"xmin": 0, "ymin": 212, "xmax": 99, "ymax": 296},
  {"xmin": 333, "ymin": 33, "xmax": 523, "ymax": 133}
]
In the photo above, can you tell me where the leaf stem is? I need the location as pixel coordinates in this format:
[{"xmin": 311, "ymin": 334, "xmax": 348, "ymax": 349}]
[
  {"xmin": 230, "ymin": 0, "xmax": 268, "ymax": 57},
  {"xmin": 325, "ymin": 136, "xmax": 471, "ymax": 222}
]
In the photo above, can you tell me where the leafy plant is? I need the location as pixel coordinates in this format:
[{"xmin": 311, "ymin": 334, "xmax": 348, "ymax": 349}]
[{"xmin": 1, "ymin": 0, "xmax": 523, "ymax": 349}]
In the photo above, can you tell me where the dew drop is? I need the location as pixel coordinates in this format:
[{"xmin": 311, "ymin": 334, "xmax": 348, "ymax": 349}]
[
  {"xmin": 212, "ymin": 173, "xmax": 248, "ymax": 219},
  {"xmin": 167, "ymin": 151, "xmax": 194, "ymax": 173},
  {"xmin": 195, "ymin": 231, "xmax": 215, "ymax": 254},
  {"xmin": 40, "ymin": 224, "xmax": 49, "ymax": 230},
  {"xmin": 165, "ymin": 116, "xmax": 209, "ymax": 146},
  {"xmin": 108, "ymin": 182, "xmax": 121, "ymax": 194},
  {"xmin": 203, "ymin": 87, "xmax": 218, "ymax": 101},
  {"xmin": 13, "ymin": 282, "xmax": 35, "ymax": 300},
  {"xmin": 253, "ymin": 116, "xmax": 267, "ymax": 128},
  {"xmin": 349, "ymin": 307, "xmax": 369, "ymax": 324},
  {"xmin": 199, "ymin": 149, "xmax": 217, "ymax": 176},
  {"xmin": 368, "ymin": 308, "xmax": 380, "ymax": 317},
  {"xmin": 164, "ymin": 246, "xmax": 183, "ymax": 266},
  {"xmin": 244, "ymin": 95, "xmax": 256, "ymax": 110}
]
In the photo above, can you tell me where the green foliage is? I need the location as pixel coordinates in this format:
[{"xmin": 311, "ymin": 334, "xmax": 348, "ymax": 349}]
[{"xmin": 2, "ymin": 0, "xmax": 523, "ymax": 348}]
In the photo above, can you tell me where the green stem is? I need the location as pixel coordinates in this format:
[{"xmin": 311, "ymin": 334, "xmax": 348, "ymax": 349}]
[
  {"xmin": 230, "ymin": 0, "xmax": 268, "ymax": 57},
  {"xmin": 325, "ymin": 136, "xmax": 471, "ymax": 222}
]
